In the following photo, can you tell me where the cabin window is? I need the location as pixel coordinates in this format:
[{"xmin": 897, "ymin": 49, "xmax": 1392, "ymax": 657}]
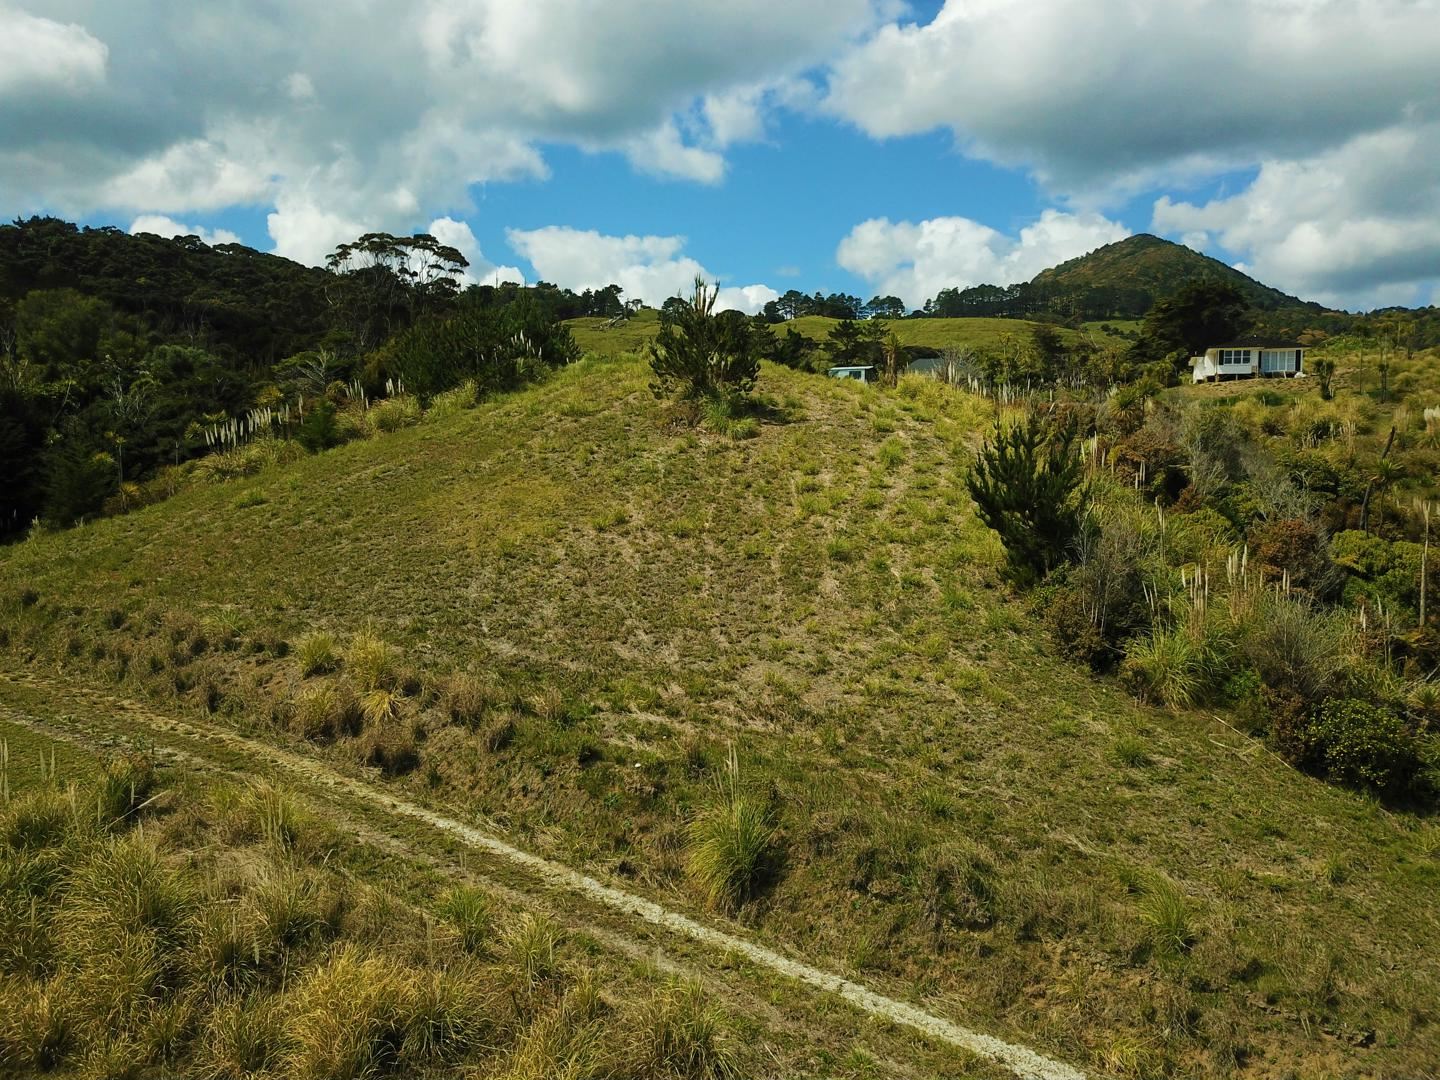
[{"xmin": 1220, "ymin": 349, "xmax": 1250, "ymax": 366}]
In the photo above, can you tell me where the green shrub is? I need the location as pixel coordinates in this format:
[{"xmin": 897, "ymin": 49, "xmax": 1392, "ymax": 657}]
[
  {"xmin": 1308, "ymin": 698, "xmax": 1419, "ymax": 793},
  {"xmin": 648, "ymin": 279, "xmax": 760, "ymax": 401},
  {"xmin": 965, "ymin": 413, "xmax": 1086, "ymax": 588},
  {"xmin": 296, "ymin": 401, "xmax": 340, "ymax": 453}
]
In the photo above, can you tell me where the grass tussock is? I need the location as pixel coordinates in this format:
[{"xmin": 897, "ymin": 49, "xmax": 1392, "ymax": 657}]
[
  {"xmin": 0, "ymin": 758, "xmax": 745, "ymax": 1079},
  {"xmin": 685, "ymin": 747, "xmax": 779, "ymax": 911},
  {"xmin": 344, "ymin": 627, "xmax": 394, "ymax": 693},
  {"xmin": 295, "ymin": 631, "xmax": 338, "ymax": 677}
]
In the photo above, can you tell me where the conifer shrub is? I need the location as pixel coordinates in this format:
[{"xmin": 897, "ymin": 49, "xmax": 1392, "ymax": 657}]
[
  {"xmin": 965, "ymin": 413, "xmax": 1087, "ymax": 588},
  {"xmin": 648, "ymin": 278, "xmax": 760, "ymax": 402}
]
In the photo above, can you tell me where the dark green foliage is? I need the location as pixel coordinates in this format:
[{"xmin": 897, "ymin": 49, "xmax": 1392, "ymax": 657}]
[
  {"xmin": 649, "ymin": 279, "xmax": 760, "ymax": 401},
  {"xmin": 296, "ymin": 401, "xmax": 340, "ymax": 454},
  {"xmin": 1308, "ymin": 698, "xmax": 1420, "ymax": 793},
  {"xmin": 966, "ymin": 414, "xmax": 1087, "ymax": 587},
  {"xmin": 389, "ymin": 295, "xmax": 579, "ymax": 401},
  {"xmin": 40, "ymin": 421, "xmax": 115, "ymax": 526},
  {"xmin": 1131, "ymin": 281, "xmax": 1253, "ymax": 374}
]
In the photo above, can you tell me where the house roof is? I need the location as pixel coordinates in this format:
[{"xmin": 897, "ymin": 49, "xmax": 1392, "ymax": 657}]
[{"xmin": 1209, "ymin": 337, "xmax": 1306, "ymax": 350}]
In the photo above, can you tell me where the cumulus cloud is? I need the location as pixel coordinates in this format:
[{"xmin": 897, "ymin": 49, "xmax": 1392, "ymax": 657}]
[
  {"xmin": 427, "ymin": 216, "xmax": 523, "ymax": 286},
  {"xmin": 1154, "ymin": 123, "xmax": 1440, "ymax": 310},
  {"xmin": 837, "ymin": 209, "xmax": 1130, "ymax": 308},
  {"xmin": 128, "ymin": 214, "xmax": 240, "ymax": 248},
  {"xmin": 0, "ymin": 6, "xmax": 107, "ymax": 98},
  {"xmin": 823, "ymin": 0, "xmax": 1440, "ymax": 307},
  {"xmin": 506, "ymin": 226, "xmax": 776, "ymax": 312},
  {"xmin": 1, "ymin": 1, "xmax": 884, "ymax": 263},
  {"xmin": 826, "ymin": 0, "xmax": 1440, "ymax": 195}
]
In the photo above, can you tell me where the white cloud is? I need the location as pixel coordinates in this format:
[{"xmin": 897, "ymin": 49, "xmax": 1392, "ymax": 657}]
[
  {"xmin": 622, "ymin": 121, "xmax": 727, "ymax": 184},
  {"xmin": 825, "ymin": 0, "xmax": 1440, "ymax": 196},
  {"xmin": 1153, "ymin": 123, "xmax": 1440, "ymax": 310},
  {"xmin": 837, "ymin": 209, "xmax": 1130, "ymax": 307},
  {"xmin": 128, "ymin": 214, "xmax": 240, "ymax": 247},
  {"xmin": 427, "ymin": 216, "xmax": 523, "ymax": 286},
  {"xmin": 1, "ymin": 1, "xmax": 886, "ymax": 263},
  {"xmin": 0, "ymin": 6, "xmax": 107, "ymax": 97},
  {"xmin": 506, "ymin": 226, "xmax": 775, "ymax": 312},
  {"xmin": 823, "ymin": 0, "xmax": 1440, "ymax": 306}
]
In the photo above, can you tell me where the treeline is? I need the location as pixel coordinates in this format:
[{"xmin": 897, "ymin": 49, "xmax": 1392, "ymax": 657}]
[{"xmin": 0, "ymin": 218, "xmax": 598, "ymax": 537}]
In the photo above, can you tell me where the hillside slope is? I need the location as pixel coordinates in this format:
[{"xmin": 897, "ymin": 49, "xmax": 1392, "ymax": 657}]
[
  {"xmin": 4, "ymin": 358, "xmax": 1438, "ymax": 1078},
  {"xmin": 567, "ymin": 312, "xmax": 1112, "ymax": 359},
  {"xmin": 1033, "ymin": 234, "xmax": 1318, "ymax": 311}
]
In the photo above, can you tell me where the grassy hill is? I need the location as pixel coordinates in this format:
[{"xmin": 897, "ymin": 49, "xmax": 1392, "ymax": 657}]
[
  {"xmin": 567, "ymin": 311, "xmax": 1119, "ymax": 360},
  {"xmin": 1034, "ymin": 234, "xmax": 1318, "ymax": 312},
  {"xmin": 4, "ymin": 357, "xmax": 1439, "ymax": 1077}
]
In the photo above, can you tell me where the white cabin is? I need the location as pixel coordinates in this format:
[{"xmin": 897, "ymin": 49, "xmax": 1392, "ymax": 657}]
[{"xmin": 1190, "ymin": 344, "xmax": 1306, "ymax": 384}]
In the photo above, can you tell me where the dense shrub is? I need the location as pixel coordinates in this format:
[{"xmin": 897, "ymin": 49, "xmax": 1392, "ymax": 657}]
[
  {"xmin": 389, "ymin": 296, "xmax": 578, "ymax": 401},
  {"xmin": 966, "ymin": 413, "xmax": 1087, "ymax": 588},
  {"xmin": 1248, "ymin": 517, "xmax": 1342, "ymax": 599},
  {"xmin": 297, "ymin": 400, "xmax": 340, "ymax": 453},
  {"xmin": 1308, "ymin": 698, "xmax": 1420, "ymax": 793},
  {"xmin": 648, "ymin": 279, "xmax": 761, "ymax": 401}
]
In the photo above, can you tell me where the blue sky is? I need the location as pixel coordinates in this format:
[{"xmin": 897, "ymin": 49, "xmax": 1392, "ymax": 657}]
[{"xmin": 6, "ymin": 2, "xmax": 1438, "ymax": 312}]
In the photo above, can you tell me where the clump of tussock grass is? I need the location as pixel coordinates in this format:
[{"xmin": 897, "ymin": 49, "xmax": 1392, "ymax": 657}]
[
  {"xmin": 918, "ymin": 839, "xmax": 998, "ymax": 936},
  {"xmin": 527, "ymin": 686, "xmax": 568, "ymax": 725},
  {"xmin": 1111, "ymin": 733, "xmax": 1153, "ymax": 769},
  {"xmin": 282, "ymin": 944, "xmax": 486, "ymax": 1079},
  {"xmin": 437, "ymin": 886, "xmax": 493, "ymax": 955},
  {"xmin": 496, "ymin": 971, "xmax": 607, "ymax": 1079},
  {"xmin": 684, "ymin": 747, "xmax": 779, "ymax": 911},
  {"xmin": 503, "ymin": 912, "xmax": 562, "ymax": 996},
  {"xmin": 3, "ymin": 784, "xmax": 77, "ymax": 850},
  {"xmin": 289, "ymin": 682, "xmax": 362, "ymax": 743},
  {"xmin": 481, "ymin": 711, "xmax": 518, "ymax": 754},
  {"xmin": 439, "ymin": 672, "xmax": 499, "ymax": 729},
  {"xmin": 360, "ymin": 686, "xmax": 405, "ymax": 726},
  {"xmin": 365, "ymin": 395, "xmax": 421, "ymax": 435},
  {"xmin": 1121, "ymin": 627, "xmax": 1206, "ymax": 709},
  {"xmin": 94, "ymin": 753, "xmax": 157, "ymax": 830},
  {"xmin": 195, "ymin": 994, "xmax": 287, "ymax": 1079},
  {"xmin": 345, "ymin": 628, "xmax": 394, "ymax": 693},
  {"xmin": 629, "ymin": 978, "xmax": 738, "ymax": 1080},
  {"xmin": 295, "ymin": 632, "xmax": 338, "ymax": 677},
  {"xmin": 356, "ymin": 719, "xmax": 421, "ymax": 777},
  {"xmin": 1137, "ymin": 874, "xmax": 1196, "ymax": 961}
]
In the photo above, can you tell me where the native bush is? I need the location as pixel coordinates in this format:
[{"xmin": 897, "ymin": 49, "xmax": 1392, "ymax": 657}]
[
  {"xmin": 966, "ymin": 413, "xmax": 1087, "ymax": 588},
  {"xmin": 1308, "ymin": 698, "xmax": 1421, "ymax": 793},
  {"xmin": 648, "ymin": 278, "xmax": 761, "ymax": 402}
]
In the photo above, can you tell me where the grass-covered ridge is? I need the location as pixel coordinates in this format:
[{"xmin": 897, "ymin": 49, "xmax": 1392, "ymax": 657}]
[{"xmin": 4, "ymin": 355, "xmax": 1440, "ymax": 1077}]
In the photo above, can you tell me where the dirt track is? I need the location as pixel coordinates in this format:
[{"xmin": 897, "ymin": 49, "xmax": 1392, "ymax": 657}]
[{"xmin": 0, "ymin": 667, "xmax": 1085, "ymax": 1080}]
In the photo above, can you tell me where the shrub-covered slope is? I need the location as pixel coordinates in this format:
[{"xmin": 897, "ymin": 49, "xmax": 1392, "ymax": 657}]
[{"xmin": 4, "ymin": 356, "xmax": 1439, "ymax": 1078}]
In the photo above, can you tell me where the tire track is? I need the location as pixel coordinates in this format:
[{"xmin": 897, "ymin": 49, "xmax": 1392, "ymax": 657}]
[{"xmin": 0, "ymin": 669, "xmax": 1085, "ymax": 1080}]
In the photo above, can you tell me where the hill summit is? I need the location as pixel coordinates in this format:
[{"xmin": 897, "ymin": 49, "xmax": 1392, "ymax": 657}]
[{"xmin": 1032, "ymin": 233, "xmax": 1319, "ymax": 312}]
